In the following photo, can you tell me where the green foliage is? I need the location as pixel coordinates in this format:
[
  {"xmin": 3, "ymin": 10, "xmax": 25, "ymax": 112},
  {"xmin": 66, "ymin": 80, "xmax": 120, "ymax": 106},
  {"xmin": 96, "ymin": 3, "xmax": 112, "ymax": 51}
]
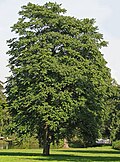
[
  {"xmin": 102, "ymin": 81, "xmax": 120, "ymax": 141},
  {"xmin": 50, "ymin": 139, "xmax": 64, "ymax": 149},
  {"xmin": 12, "ymin": 136, "xmax": 39, "ymax": 149},
  {"xmin": 112, "ymin": 140, "xmax": 120, "ymax": 150},
  {"xmin": 0, "ymin": 81, "xmax": 9, "ymax": 137},
  {"xmin": 69, "ymin": 136, "xmax": 85, "ymax": 148},
  {"xmin": 6, "ymin": 2, "xmax": 112, "ymax": 154},
  {"xmin": 0, "ymin": 81, "xmax": 5, "ymax": 101},
  {"xmin": 110, "ymin": 84, "xmax": 120, "ymax": 141}
]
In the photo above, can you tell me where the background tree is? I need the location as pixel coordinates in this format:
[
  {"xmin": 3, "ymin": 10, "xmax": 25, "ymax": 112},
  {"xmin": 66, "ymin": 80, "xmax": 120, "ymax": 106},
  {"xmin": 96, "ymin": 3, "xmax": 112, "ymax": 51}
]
[
  {"xmin": 6, "ymin": 2, "xmax": 112, "ymax": 155},
  {"xmin": 104, "ymin": 80, "xmax": 120, "ymax": 141},
  {"xmin": 0, "ymin": 81, "xmax": 8, "ymax": 137},
  {"xmin": 0, "ymin": 81, "xmax": 4, "ymax": 136},
  {"xmin": 0, "ymin": 81, "xmax": 5, "ymax": 100},
  {"xmin": 112, "ymin": 81, "xmax": 120, "ymax": 141}
]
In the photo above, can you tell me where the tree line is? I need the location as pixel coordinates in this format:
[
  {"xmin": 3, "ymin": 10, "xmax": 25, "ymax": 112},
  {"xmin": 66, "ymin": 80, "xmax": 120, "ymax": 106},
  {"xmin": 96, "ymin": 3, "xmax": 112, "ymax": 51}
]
[{"xmin": 0, "ymin": 2, "xmax": 120, "ymax": 155}]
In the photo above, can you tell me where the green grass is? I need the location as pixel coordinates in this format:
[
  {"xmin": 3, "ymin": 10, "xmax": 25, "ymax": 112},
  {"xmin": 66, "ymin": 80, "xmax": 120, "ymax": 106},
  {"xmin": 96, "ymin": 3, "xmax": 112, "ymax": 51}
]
[{"xmin": 0, "ymin": 146, "xmax": 120, "ymax": 162}]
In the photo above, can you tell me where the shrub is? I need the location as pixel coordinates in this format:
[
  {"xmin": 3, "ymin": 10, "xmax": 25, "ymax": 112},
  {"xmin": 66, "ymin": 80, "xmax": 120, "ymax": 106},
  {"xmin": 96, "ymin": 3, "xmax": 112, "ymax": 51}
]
[
  {"xmin": 12, "ymin": 136, "xmax": 39, "ymax": 149},
  {"xmin": 68, "ymin": 136, "xmax": 86, "ymax": 148},
  {"xmin": 50, "ymin": 139, "xmax": 64, "ymax": 149},
  {"xmin": 112, "ymin": 140, "xmax": 120, "ymax": 150}
]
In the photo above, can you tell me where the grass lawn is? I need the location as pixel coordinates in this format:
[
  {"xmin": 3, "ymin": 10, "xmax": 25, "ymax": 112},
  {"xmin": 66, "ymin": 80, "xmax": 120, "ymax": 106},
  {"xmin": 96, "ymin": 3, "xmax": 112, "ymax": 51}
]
[{"xmin": 0, "ymin": 146, "xmax": 120, "ymax": 162}]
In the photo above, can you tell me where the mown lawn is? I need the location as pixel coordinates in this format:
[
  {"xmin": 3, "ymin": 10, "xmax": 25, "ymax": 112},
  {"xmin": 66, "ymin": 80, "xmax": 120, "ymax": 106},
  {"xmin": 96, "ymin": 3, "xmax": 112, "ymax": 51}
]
[{"xmin": 0, "ymin": 146, "xmax": 120, "ymax": 162}]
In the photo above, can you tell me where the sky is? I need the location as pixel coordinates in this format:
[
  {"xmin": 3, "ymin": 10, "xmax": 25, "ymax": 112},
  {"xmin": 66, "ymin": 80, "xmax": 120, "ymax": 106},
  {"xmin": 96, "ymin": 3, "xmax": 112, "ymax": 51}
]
[{"xmin": 0, "ymin": 0, "xmax": 120, "ymax": 84}]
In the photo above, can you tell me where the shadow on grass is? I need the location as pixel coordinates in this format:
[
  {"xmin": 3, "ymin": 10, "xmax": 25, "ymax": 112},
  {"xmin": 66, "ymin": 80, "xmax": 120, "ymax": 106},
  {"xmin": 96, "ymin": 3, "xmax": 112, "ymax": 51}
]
[
  {"xmin": 25, "ymin": 154, "xmax": 120, "ymax": 161},
  {"xmin": 0, "ymin": 150, "xmax": 120, "ymax": 161},
  {"xmin": 0, "ymin": 152, "xmax": 41, "ymax": 157},
  {"xmin": 56, "ymin": 149, "xmax": 120, "ymax": 154}
]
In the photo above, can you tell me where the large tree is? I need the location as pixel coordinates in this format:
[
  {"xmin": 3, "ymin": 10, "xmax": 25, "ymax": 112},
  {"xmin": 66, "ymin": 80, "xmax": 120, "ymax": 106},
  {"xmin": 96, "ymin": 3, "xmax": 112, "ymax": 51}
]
[{"xmin": 6, "ymin": 2, "xmax": 112, "ymax": 155}]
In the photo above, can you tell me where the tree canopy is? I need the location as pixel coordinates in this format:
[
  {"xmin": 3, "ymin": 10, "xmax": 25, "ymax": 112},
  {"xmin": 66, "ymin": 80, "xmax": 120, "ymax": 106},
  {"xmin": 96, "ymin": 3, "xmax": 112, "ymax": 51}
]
[{"xmin": 6, "ymin": 2, "xmax": 113, "ymax": 155}]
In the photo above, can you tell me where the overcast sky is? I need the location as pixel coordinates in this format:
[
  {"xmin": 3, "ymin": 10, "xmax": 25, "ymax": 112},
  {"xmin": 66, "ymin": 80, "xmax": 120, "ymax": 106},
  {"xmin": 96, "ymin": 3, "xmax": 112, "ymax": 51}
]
[{"xmin": 0, "ymin": 0, "xmax": 120, "ymax": 84}]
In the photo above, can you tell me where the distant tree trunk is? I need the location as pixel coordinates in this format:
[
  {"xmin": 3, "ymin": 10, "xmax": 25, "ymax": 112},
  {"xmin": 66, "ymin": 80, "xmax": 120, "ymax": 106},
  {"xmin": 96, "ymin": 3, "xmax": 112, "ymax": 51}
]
[
  {"xmin": 43, "ymin": 125, "xmax": 50, "ymax": 155},
  {"xmin": 63, "ymin": 138, "xmax": 69, "ymax": 148},
  {"xmin": 38, "ymin": 136, "xmax": 41, "ymax": 148}
]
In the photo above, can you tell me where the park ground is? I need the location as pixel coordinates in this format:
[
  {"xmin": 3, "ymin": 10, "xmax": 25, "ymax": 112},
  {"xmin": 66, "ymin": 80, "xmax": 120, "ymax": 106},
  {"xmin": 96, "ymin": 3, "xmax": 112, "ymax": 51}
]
[{"xmin": 0, "ymin": 146, "xmax": 120, "ymax": 162}]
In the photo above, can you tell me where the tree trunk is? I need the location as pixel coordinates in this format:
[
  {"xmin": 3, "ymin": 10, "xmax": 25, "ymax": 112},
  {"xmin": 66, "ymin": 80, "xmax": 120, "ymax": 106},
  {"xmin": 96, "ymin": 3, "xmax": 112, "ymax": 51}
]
[
  {"xmin": 63, "ymin": 138, "xmax": 69, "ymax": 148},
  {"xmin": 43, "ymin": 125, "xmax": 50, "ymax": 156},
  {"xmin": 38, "ymin": 136, "xmax": 41, "ymax": 148},
  {"xmin": 43, "ymin": 141, "xmax": 50, "ymax": 155}
]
